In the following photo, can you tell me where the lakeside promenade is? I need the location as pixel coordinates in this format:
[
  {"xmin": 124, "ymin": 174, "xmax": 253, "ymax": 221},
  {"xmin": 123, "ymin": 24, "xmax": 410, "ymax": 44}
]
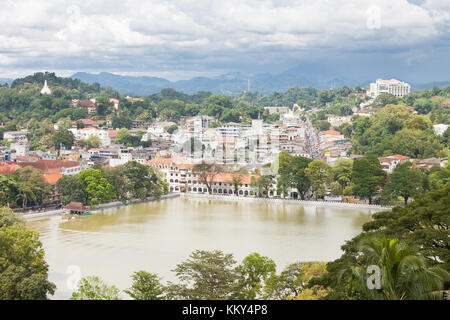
[{"xmin": 181, "ymin": 193, "xmax": 392, "ymax": 211}]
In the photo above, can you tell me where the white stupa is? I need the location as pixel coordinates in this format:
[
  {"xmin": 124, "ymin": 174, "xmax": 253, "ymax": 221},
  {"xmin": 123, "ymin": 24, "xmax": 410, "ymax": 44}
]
[{"xmin": 40, "ymin": 80, "xmax": 51, "ymax": 95}]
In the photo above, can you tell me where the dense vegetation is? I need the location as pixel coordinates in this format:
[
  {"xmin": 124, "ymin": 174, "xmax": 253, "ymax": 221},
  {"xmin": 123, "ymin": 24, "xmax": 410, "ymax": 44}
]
[
  {"xmin": 68, "ymin": 183, "xmax": 450, "ymax": 300},
  {"xmin": 0, "ymin": 207, "xmax": 55, "ymax": 299},
  {"xmin": 56, "ymin": 161, "xmax": 168, "ymax": 206}
]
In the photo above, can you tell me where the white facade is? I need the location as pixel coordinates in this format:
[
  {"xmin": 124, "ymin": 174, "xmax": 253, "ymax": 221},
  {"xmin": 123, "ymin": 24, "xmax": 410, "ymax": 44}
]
[
  {"xmin": 367, "ymin": 78, "xmax": 411, "ymax": 98},
  {"xmin": 69, "ymin": 128, "xmax": 111, "ymax": 147},
  {"xmin": 433, "ymin": 124, "xmax": 449, "ymax": 136}
]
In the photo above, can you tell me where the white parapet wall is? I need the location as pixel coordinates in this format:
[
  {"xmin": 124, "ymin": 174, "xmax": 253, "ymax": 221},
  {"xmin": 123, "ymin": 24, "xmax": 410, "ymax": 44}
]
[{"xmin": 180, "ymin": 193, "xmax": 391, "ymax": 211}]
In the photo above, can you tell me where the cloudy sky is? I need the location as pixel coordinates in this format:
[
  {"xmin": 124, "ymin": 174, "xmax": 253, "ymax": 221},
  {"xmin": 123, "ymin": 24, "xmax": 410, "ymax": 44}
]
[{"xmin": 0, "ymin": 0, "xmax": 449, "ymax": 82}]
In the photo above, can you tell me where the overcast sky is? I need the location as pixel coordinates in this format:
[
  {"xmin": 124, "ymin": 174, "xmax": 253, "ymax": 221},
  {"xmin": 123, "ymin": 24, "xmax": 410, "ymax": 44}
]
[{"xmin": 0, "ymin": 0, "xmax": 449, "ymax": 82}]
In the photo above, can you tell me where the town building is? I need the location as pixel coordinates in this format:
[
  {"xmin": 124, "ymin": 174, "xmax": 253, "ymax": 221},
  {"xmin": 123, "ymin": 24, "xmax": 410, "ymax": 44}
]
[{"xmin": 367, "ymin": 78, "xmax": 411, "ymax": 98}]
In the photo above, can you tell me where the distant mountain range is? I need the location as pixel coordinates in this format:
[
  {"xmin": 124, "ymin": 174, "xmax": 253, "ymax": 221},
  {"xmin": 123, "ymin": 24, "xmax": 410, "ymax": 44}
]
[
  {"xmin": 0, "ymin": 78, "xmax": 13, "ymax": 85},
  {"xmin": 70, "ymin": 71, "xmax": 449, "ymax": 96}
]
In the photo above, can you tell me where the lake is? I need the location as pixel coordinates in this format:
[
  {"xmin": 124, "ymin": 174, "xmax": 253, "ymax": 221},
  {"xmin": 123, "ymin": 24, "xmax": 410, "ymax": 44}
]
[{"xmin": 27, "ymin": 197, "xmax": 380, "ymax": 299}]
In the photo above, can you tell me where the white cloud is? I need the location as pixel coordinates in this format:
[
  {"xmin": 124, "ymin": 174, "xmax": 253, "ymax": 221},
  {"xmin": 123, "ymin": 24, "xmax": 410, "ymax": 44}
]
[{"xmin": 0, "ymin": 0, "xmax": 448, "ymax": 78}]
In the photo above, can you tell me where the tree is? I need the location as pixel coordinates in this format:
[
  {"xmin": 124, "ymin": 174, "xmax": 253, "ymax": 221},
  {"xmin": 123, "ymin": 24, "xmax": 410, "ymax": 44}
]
[
  {"xmin": 384, "ymin": 162, "xmax": 423, "ymax": 205},
  {"xmin": 192, "ymin": 161, "xmax": 223, "ymax": 194},
  {"xmin": 233, "ymin": 253, "xmax": 276, "ymax": 300},
  {"xmin": 352, "ymin": 155, "xmax": 385, "ymax": 204},
  {"xmin": 332, "ymin": 158, "xmax": 353, "ymax": 188},
  {"xmin": 71, "ymin": 276, "xmax": 121, "ymax": 300},
  {"xmin": 311, "ymin": 184, "xmax": 450, "ymax": 300},
  {"xmin": 340, "ymin": 237, "xmax": 450, "ymax": 300},
  {"xmin": 167, "ymin": 124, "xmax": 178, "ymax": 134},
  {"xmin": 263, "ymin": 262, "xmax": 304, "ymax": 300},
  {"xmin": 125, "ymin": 271, "xmax": 165, "ymax": 300},
  {"xmin": 51, "ymin": 128, "xmax": 75, "ymax": 151},
  {"xmin": 115, "ymin": 128, "xmax": 132, "ymax": 145},
  {"xmin": 95, "ymin": 96, "xmax": 113, "ymax": 116},
  {"xmin": 231, "ymin": 174, "xmax": 243, "ymax": 195},
  {"xmin": 305, "ymin": 160, "xmax": 332, "ymax": 199},
  {"xmin": 77, "ymin": 169, "xmax": 115, "ymax": 206},
  {"xmin": 55, "ymin": 174, "xmax": 86, "ymax": 205},
  {"xmin": 166, "ymin": 250, "xmax": 237, "ymax": 300},
  {"xmin": 111, "ymin": 114, "xmax": 132, "ymax": 129},
  {"xmin": 253, "ymin": 175, "xmax": 274, "ymax": 198},
  {"xmin": 0, "ymin": 207, "xmax": 55, "ymax": 300},
  {"xmin": 77, "ymin": 135, "xmax": 101, "ymax": 149},
  {"xmin": 118, "ymin": 161, "xmax": 161, "ymax": 200},
  {"xmin": 12, "ymin": 166, "xmax": 51, "ymax": 208}
]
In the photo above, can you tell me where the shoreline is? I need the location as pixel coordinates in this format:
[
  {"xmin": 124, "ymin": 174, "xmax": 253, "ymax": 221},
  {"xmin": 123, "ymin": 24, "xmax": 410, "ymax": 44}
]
[
  {"xmin": 21, "ymin": 192, "xmax": 391, "ymax": 220},
  {"xmin": 21, "ymin": 193, "xmax": 180, "ymax": 220},
  {"xmin": 180, "ymin": 193, "xmax": 392, "ymax": 211}
]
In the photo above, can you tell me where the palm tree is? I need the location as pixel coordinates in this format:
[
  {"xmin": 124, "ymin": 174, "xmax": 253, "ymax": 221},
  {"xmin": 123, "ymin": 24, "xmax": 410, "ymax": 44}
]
[{"xmin": 341, "ymin": 236, "xmax": 450, "ymax": 300}]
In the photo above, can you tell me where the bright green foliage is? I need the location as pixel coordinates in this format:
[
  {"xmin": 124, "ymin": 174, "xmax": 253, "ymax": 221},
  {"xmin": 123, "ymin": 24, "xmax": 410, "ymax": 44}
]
[
  {"xmin": 125, "ymin": 271, "xmax": 165, "ymax": 300},
  {"xmin": 340, "ymin": 237, "xmax": 450, "ymax": 300},
  {"xmin": 55, "ymin": 174, "xmax": 87, "ymax": 205},
  {"xmin": 51, "ymin": 128, "xmax": 75, "ymax": 151},
  {"xmin": 233, "ymin": 253, "xmax": 276, "ymax": 300},
  {"xmin": 351, "ymin": 155, "xmax": 385, "ymax": 204},
  {"xmin": 383, "ymin": 162, "xmax": 423, "ymax": 205},
  {"xmin": 71, "ymin": 276, "xmax": 121, "ymax": 300},
  {"xmin": 311, "ymin": 184, "xmax": 450, "ymax": 300},
  {"xmin": 277, "ymin": 152, "xmax": 312, "ymax": 200},
  {"xmin": 305, "ymin": 160, "xmax": 332, "ymax": 199},
  {"xmin": 77, "ymin": 169, "xmax": 115, "ymax": 206},
  {"xmin": 0, "ymin": 207, "xmax": 55, "ymax": 300}
]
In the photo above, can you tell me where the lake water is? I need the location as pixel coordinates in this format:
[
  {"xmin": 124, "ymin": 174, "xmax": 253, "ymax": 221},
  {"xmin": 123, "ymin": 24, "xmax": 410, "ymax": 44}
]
[{"xmin": 27, "ymin": 197, "xmax": 380, "ymax": 299}]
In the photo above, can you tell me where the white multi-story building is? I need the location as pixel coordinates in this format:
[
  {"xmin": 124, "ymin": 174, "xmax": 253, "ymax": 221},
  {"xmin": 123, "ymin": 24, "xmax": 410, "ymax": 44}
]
[
  {"xmin": 367, "ymin": 78, "xmax": 411, "ymax": 98},
  {"xmin": 69, "ymin": 128, "xmax": 111, "ymax": 147}
]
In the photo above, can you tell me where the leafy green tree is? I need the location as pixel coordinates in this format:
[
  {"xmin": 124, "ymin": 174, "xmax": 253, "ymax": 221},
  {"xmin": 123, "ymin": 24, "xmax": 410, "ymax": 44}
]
[
  {"xmin": 351, "ymin": 155, "xmax": 385, "ymax": 204},
  {"xmin": 125, "ymin": 271, "xmax": 165, "ymax": 300},
  {"xmin": 384, "ymin": 162, "xmax": 423, "ymax": 205},
  {"xmin": 12, "ymin": 166, "xmax": 51, "ymax": 208},
  {"xmin": 55, "ymin": 174, "xmax": 87, "ymax": 205},
  {"xmin": 428, "ymin": 163, "xmax": 450, "ymax": 190},
  {"xmin": 332, "ymin": 158, "xmax": 353, "ymax": 188},
  {"xmin": 193, "ymin": 161, "xmax": 223, "ymax": 194},
  {"xmin": 231, "ymin": 174, "xmax": 243, "ymax": 195},
  {"xmin": 167, "ymin": 124, "xmax": 178, "ymax": 134},
  {"xmin": 95, "ymin": 96, "xmax": 113, "ymax": 116},
  {"xmin": 252, "ymin": 175, "xmax": 274, "ymax": 198},
  {"xmin": 340, "ymin": 237, "xmax": 450, "ymax": 300},
  {"xmin": 166, "ymin": 250, "xmax": 237, "ymax": 300},
  {"xmin": 51, "ymin": 128, "xmax": 75, "ymax": 151},
  {"xmin": 305, "ymin": 160, "xmax": 332, "ymax": 199},
  {"xmin": 233, "ymin": 253, "xmax": 276, "ymax": 300},
  {"xmin": 77, "ymin": 169, "xmax": 115, "ymax": 206},
  {"xmin": 111, "ymin": 114, "xmax": 132, "ymax": 129},
  {"xmin": 263, "ymin": 262, "xmax": 304, "ymax": 300},
  {"xmin": 71, "ymin": 276, "xmax": 121, "ymax": 300},
  {"xmin": 0, "ymin": 207, "xmax": 56, "ymax": 300},
  {"xmin": 311, "ymin": 184, "xmax": 450, "ymax": 300},
  {"xmin": 77, "ymin": 135, "xmax": 101, "ymax": 149}
]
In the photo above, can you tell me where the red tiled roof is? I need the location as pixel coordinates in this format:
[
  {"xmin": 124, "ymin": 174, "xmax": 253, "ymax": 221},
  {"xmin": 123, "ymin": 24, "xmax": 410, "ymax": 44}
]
[
  {"xmin": 44, "ymin": 173, "xmax": 63, "ymax": 185},
  {"xmin": 72, "ymin": 119, "xmax": 98, "ymax": 126},
  {"xmin": 321, "ymin": 130, "xmax": 342, "ymax": 136},
  {"xmin": 18, "ymin": 160, "xmax": 80, "ymax": 174},
  {"xmin": 391, "ymin": 154, "xmax": 409, "ymax": 160},
  {"xmin": 80, "ymin": 100, "xmax": 95, "ymax": 107},
  {"xmin": 107, "ymin": 129, "xmax": 118, "ymax": 139},
  {"xmin": 211, "ymin": 173, "xmax": 259, "ymax": 184},
  {"xmin": 0, "ymin": 162, "xmax": 21, "ymax": 176}
]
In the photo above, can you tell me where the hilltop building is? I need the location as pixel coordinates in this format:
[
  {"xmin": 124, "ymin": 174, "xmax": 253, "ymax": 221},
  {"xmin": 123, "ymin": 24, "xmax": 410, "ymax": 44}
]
[
  {"xmin": 367, "ymin": 78, "xmax": 410, "ymax": 98},
  {"xmin": 40, "ymin": 80, "xmax": 51, "ymax": 95}
]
